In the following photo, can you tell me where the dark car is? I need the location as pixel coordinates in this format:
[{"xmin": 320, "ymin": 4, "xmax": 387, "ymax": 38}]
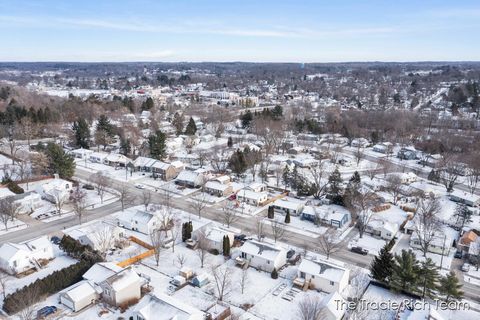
[
  {"xmin": 82, "ymin": 184, "xmax": 95, "ymax": 190},
  {"xmin": 287, "ymin": 249, "xmax": 296, "ymax": 259},
  {"xmin": 50, "ymin": 236, "xmax": 61, "ymax": 245},
  {"xmin": 351, "ymin": 246, "xmax": 369, "ymax": 255},
  {"xmin": 454, "ymin": 250, "xmax": 463, "ymax": 259},
  {"xmin": 37, "ymin": 306, "xmax": 57, "ymax": 319},
  {"xmin": 234, "ymin": 234, "xmax": 247, "ymax": 242}
]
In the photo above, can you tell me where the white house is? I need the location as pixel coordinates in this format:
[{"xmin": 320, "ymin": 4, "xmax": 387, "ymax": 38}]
[
  {"xmin": 271, "ymin": 199, "xmax": 304, "ymax": 216},
  {"xmin": 70, "ymin": 148, "xmax": 94, "ymax": 160},
  {"xmin": 133, "ymin": 156, "xmax": 158, "ymax": 173},
  {"xmin": 302, "ymin": 206, "xmax": 350, "ymax": 229},
  {"xmin": 351, "ymin": 138, "xmax": 370, "ymax": 148},
  {"xmin": 397, "ymin": 172, "xmax": 418, "ymax": 184},
  {"xmin": 133, "ymin": 293, "xmax": 204, "ymax": 320},
  {"xmin": 0, "ymin": 236, "xmax": 54, "ymax": 275},
  {"xmin": 193, "ymin": 223, "xmax": 235, "ymax": 254},
  {"xmin": 411, "ymin": 229, "xmax": 452, "ymax": 255},
  {"xmin": 372, "ymin": 142, "xmax": 393, "ymax": 154},
  {"xmin": 237, "ymin": 189, "xmax": 268, "ymax": 206},
  {"xmin": 99, "ymin": 267, "xmax": 142, "ymax": 307},
  {"xmin": 67, "ymin": 222, "xmax": 123, "ymax": 251},
  {"xmin": 449, "ymin": 190, "xmax": 480, "ymax": 207},
  {"xmin": 238, "ymin": 240, "xmax": 287, "ymax": 272},
  {"xmin": 204, "ymin": 181, "xmax": 233, "ymax": 197},
  {"xmin": 13, "ymin": 192, "xmax": 43, "ymax": 214},
  {"xmin": 247, "ymin": 182, "xmax": 267, "ymax": 193},
  {"xmin": 176, "ymin": 170, "xmax": 205, "ymax": 188},
  {"xmin": 59, "ymin": 280, "xmax": 99, "ymax": 312},
  {"xmin": 117, "ymin": 209, "xmax": 162, "ymax": 235},
  {"xmin": 366, "ymin": 219, "xmax": 398, "ymax": 240},
  {"xmin": 88, "ymin": 152, "xmax": 108, "ymax": 163},
  {"xmin": 104, "ymin": 153, "xmax": 132, "ymax": 168},
  {"xmin": 36, "ymin": 177, "xmax": 72, "ymax": 204},
  {"xmin": 295, "ymin": 258, "xmax": 349, "ymax": 294}
]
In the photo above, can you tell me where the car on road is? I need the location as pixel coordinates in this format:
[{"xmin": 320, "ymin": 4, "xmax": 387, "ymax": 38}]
[
  {"xmin": 135, "ymin": 183, "xmax": 145, "ymax": 189},
  {"xmin": 461, "ymin": 263, "xmax": 471, "ymax": 272},
  {"xmin": 37, "ymin": 306, "xmax": 57, "ymax": 319},
  {"xmin": 454, "ymin": 250, "xmax": 463, "ymax": 259},
  {"xmin": 82, "ymin": 184, "xmax": 95, "ymax": 190},
  {"xmin": 351, "ymin": 246, "xmax": 369, "ymax": 255}
]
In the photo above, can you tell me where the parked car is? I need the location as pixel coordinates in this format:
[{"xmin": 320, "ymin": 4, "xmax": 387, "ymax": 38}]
[
  {"xmin": 234, "ymin": 234, "xmax": 247, "ymax": 242},
  {"xmin": 50, "ymin": 236, "xmax": 61, "ymax": 245},
  {"xmin": 135, "ymin": 183, "xmax": 145, "ymax": 189},
  {"xmin": 351, "ymin": 246, "xmax": 369, "ymax": 255},
  {"xmin": 461, "ymin": 263, "xmax": 471, "ymax": 272},
  {"xmin": 37, "ymin": 306, "xmax": 57, "ymax": 319},
  {"xmin": 454, "ymin": 250, "xmax": 463, "ymax": 259},
  {"xmin": 82, "ymin": 184, "xmax": 95, "ymax": 190},
  {"xmin": 287, "ymin": 249, "xmax": 296, "ymax": 259}
]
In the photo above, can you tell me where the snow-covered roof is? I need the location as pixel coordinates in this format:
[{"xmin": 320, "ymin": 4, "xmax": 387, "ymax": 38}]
[
  {"xmin": 240, "ymin": 240, "xmax": 285, "ymax": 262},
  {"xmin": 0, "ymin": 187, "xmax": 15, "ymax": 199},
  {"xmin": 133, "ymin": 156, "xmax": 157, "ymax": 168},
  {"xmin": 238, "ymin": 189, "xmax": 267, "ymax": 201},
  {"xmin": 449, "ymin": 190, "xmax": 480, "ymax": 203},
  {"xmin": 205, "ymin": 181, "xmax": 230, "ymax": 192},
  {"xmin": 151, "ymin": 160, "xmax": 173, "ymax": 170},
  {"xmin": 177, "ymin": 170, "xmax": 201, "ymax": 183},
  {"xmin": 62, "ymin": 280, "xmax": 97, "ymax": 302},
  {"xmin": 105, "ymin": 153, "xmax": 132, "ymax": 164},
  {"xmin": 103, "ymin": 268, "xmax": 140, "ymax": 292},
  {"xmin": 83, "ymin": 262, "xmax": 123, "ymax": 284},
  {"xmin": 25, "ymin": 236, "xmax": 51, "ymax": 251},
  {"xmin": 320, "ymin": 291, "xmax": 346, "ymax": 320},
  {"xmin": 272, "ymin": 199, "xmax": 304, "ymax": 211},
  {"xmin": 134, "ymin": 293, "xmax": 204, "ymax": 320},
  {"xmin": 298, "ymin": 258, "xmax": 348, "ymax": 283},
  {"xmin": 133, "ymin": 210, "xmax": 156, "ymax": 224}
]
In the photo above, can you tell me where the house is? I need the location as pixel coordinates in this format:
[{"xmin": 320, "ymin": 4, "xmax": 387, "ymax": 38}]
[
  {"xmin": 0, "ymin": 236, "xmax": 54, "ymax": 275},
  {"xmin": 302, "ymin": 206, "xmax": 350, "ymax": 228},
  {"xmin": 176, "ymin": 170, "xmax": 205, "ymax": 188},
  {"xmin": 204, "ymin": 181, "xmax": 233, "ymax": 197},
  {"xmin": 397, "ymin": 148, "xmax": 417, "ymax": 160},
  {"xmin": 59, "ymin": 280, "xmax": 99, "ymax": 312},
  {"xmin": 318, "ymin": 291, "xmax": 346, "ymax": 320},
  {"xmin": 192, "ymin": 273, "xmax": 209, "ymax": 288},
  {"xmin": 397, "ymin": 172, "xmax": 418, "ymax": 184},
  {"xmin": 89, "ymin": 152, "xmax": 108, "ymax": 163},
  {"xmin": 83, "ymin": 262, "xmax": 124, "ymax": 285},
  {"xmin": 70, "ymin": 148, "xmax": 94, "ymax": 160},
  {"xmin": 133, "ymin": 156, "xmax": 158, "ymax": 173},
  {"xmin": 104, "ymin": 153, "xmax": 132, "ymax": 168},
  {"xmin": 67, "ymin": 222, "xmax": 123, "ymax": 251},
  {"xmin": 372, "ymin": 142, "xmax": 393, "ymax": 154},
  {"xmin": 294, "ymin": 258, "xmax": 349, "ymax": 294},
  {"xmin": 351, "ymin": 138, "xmax": 370, "ymax": 148},
  {"xmin": 151, "ymin": 161, "xmax": 179, "ymax": 181},
  {"xmin": 193, "ymin": 223, "xmax": 235, "ymax": 253},
  {"xmin": 271, "ymin": 199, "xmax": 304, "ymax": 216},
  {"xmin": 411, "ymin": 230, "xmax": 452, "ymax": 255},
  {"xmin": 99, "ymin": 268, "xmax": 142, "ymax": 307},
  {"xmin": 117, "ymin": 209, "xmax": 162, "ymax": 235},
  {"xmin": 247, "ymin": 182, "xmax": 267, "ymax": 193},
  {"xmin": 292, "ymin": 157, "xmax": 319, "ymax": 169},
  {"xmin": 238, "ymin": 240, "xmax": 287, "ymax": 272},
  {"xmin": 132, "ymin": 293, "xmax": 204, "ymax": 320},
  {"xmin": 458, "ymin": 230, "xmax": 479, "ymax": 253},
  {"xmin": 13, "ymin": 192, "xmax": 43, "ymax": 214},
  {"xmin": 36, "ymin": 177, "xmax": 72, "ymax": 204},
  {"xmin": 366, "ymin": 219, "xmax": 398, "ymax": 240},
  {"xmin": 449, "ymin": 190, "xmax": 480, "ymax": 207},
  {"xmin": 237, "ymin": 189, "xmax": 268, "ymax": 206},
  {"xmin": 213, "ymin": 175, "xmax": 230, "ymax": 184}
]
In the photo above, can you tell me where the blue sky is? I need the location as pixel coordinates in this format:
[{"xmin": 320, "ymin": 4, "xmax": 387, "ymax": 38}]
[{"xmin": 0, "ymin": 0, "xmax": 479, "ymax": 62}]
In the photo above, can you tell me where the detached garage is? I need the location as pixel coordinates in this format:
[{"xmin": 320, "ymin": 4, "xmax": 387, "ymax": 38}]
[{"xmin": 59, "ymin": 281, "xmax": 98, "ymax": 312}]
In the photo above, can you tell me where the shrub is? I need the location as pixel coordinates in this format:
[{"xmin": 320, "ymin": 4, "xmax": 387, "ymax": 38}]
[
  {"xmin": 271, "ymin": 268, "xmax": 278, "ymax": 279},
  {"xmin": 210, "ymin": 249, "xmax": 220, "ymax": 255}
]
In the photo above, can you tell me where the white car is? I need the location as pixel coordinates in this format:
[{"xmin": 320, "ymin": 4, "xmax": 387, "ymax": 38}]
[
  {"xmin": 135, "ymin": 183, "xmax": 145, "ymax": 189},
  {"xmin": 461, "ymin": 263, "xmax": 471, "ymax": 272}
]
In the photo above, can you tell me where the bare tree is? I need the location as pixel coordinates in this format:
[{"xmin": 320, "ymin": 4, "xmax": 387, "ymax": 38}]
[
  {"xmin": 466, "ymin": 156, "xmax": 480, "ymax": 194},
  {"xmin": 90, "ymin": 172, "xmax": 110, "ymax": 204},
  {"xmin": 142, "ymin": 190, "xmax": 152, "ymax": 210},
  {"xmin": 190, "ymin": 191, "xmax": 208, "ymax": 219},
  {"xmin": 384, "ymin": 174, "xmax": 403, "ymax": 205},
  {"xmin": 378, "ymin": 158, "xmax": 392, "ymax": 177},
  {"xmin": 317, "ymin": 229, "xmax": 341, "ymax": 259},
  {"xmin": 150, "ymin": 228, "xmax": 165, "ymax": 267},
  {"xmin": 169, "ymin": 218, "xmax": 182, "ymax": 253},
  {"xmin": 254, "ymin": 217, "xmax": 265, "ymax": 241},
  {"xmin": 353, "ymin": 145, "xmax": 365, "ymax": 166},
  {"xmin": 0, "ymin": 196, "xmax": 20, "ymax": 230},
  {"xmin": 0, "ymin": 270, "xmax": 9, "ymax": 300},
  {"xmin": 119, "ymin": 184, "xmax": 136, "ymax": 211},
  {"xmin": 270, "ymin": 218, "xmax": 285, "ymax": 243},
  {"xmin": 439, "ymin": 158, "xmax": 461, "ymax": 192},
  {"xmin": 52, "ymin": 188, "xmax": 67, "ymax": 216},
  {"xmin": 212, "ymin": 265, "xmax": 232, "ymax": 301},
  {"xmin": 221, "ymin": 201, "xmax": 238, "ymax": 228},
  {"xmin": 70, "ymin": 186, "xmax": 87, "ymax": 224},
  {"xmin": 240, "ymin": 268, "xmax": 248, "ymax": 294},
  {"xmin": 93, "ymin": 225, "xmax": 116, "ymax": 259},
  {"xmin": 309, "ymin": 161, "xmax": 329, "ymax": 199},
  {"xmin": 195, "ymin": 230, "xmax": 210, "ymax": 268},
  {"xmin": 176, "ymin": 253, "xmax": 187, "ymax": 268},
  {"xmin": 296, "ymin": 296, "xmax": 325, "ymax": 320},
  {"xmin": 413, "ymin": 197, "xmax": 443, "ymax": 257},
  {"xmin": 346, "ymin": 190, "xmax": 378, "ymax": 238}
]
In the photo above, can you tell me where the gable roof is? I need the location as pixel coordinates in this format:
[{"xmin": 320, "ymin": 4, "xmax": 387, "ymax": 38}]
[
  {"xmin": 298, "ymin": 258, "xmax": 348, "ymax": 283},
  {"xmin": 83, "ymin": 262, "xmax": 124, "ymax": 284},
  {"xmin": 240, "ymin": 240, "xmax": 284, "ymax": 261},
  {"xmin": 103, "ymin": 268, "xmax": 140, "ymax": 292}
]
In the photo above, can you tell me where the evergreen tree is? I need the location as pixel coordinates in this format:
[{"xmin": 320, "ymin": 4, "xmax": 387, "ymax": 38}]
[
  {"xmin": 241, "ymin": 110, "xmax": 253, "ymax": 129},
  {"xmin": 119, "ymin": 136, "xmax": 131, "ymax": 156},
  {"xmin": 172, "ymin": 112, "xmax": 184, "ymax": 136},
  {"xmin": 419, "ymin": 258, "xmax": 439, "ymax": 299},
  {"xmin": 328, "ymin": 167, "xmax": 343, "ymax": 205},
  {"xmin": 228, "ymin": 149, "xmax": 247, "ymax": 176},
  {"xmin": 438, "ymin": 271, "xmax": 463, "ymax": 302},
  {"xmin": 142, "ymin": 97, "xmax": 154, "ymax": 110},
  {"xmin": 350, "ymin": 171, "xmax": 361, "ymax": 184},
  {"xmin": 285, "ymin": 211, "xmax": 291, "ymax": 224},
  {"xmin": 184, "ymin": 117, "xmax": 197, "ymax": 135},
  {"xmin": 370, "ymin": 243, "xmax": 394, "ymax": 283},
  {"xmin": 45, "ymin": 143, "xmax": 75, "ymax": 179},
  {"xmin": 428, "ymin": 169, "xmax": 441, "ymax": 182},
  {"xmin": 227, "ymin": 136, "xmax": 233, "ymax": 148},
  {"xmin": 96, "ymin": 114, "xmax": 114, "ymax": 135},
  {"xmin": 72, "ymin": 118, "xmax": 90, "ymax": 149},
  {"xmin": 267, "ymin": 206, "xmax": 274, "ymax": 219},
  {"xmin": 148, "ymin": 130, "xmax": 167, "ymax": 160},
  {"xmin": 271, "ymin": 268, "xmax": 278, "ymax": 279},
  {"xmin": 282, "ymin": 166, "xmax": 291, "ymax": 187},
  {"xmin": 390, "ymin": 250, "xmax": 420, "ymax": 293},
  {"xmin": 223, "ymin": 236, "xmax": 231, "ymax": 256}
]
